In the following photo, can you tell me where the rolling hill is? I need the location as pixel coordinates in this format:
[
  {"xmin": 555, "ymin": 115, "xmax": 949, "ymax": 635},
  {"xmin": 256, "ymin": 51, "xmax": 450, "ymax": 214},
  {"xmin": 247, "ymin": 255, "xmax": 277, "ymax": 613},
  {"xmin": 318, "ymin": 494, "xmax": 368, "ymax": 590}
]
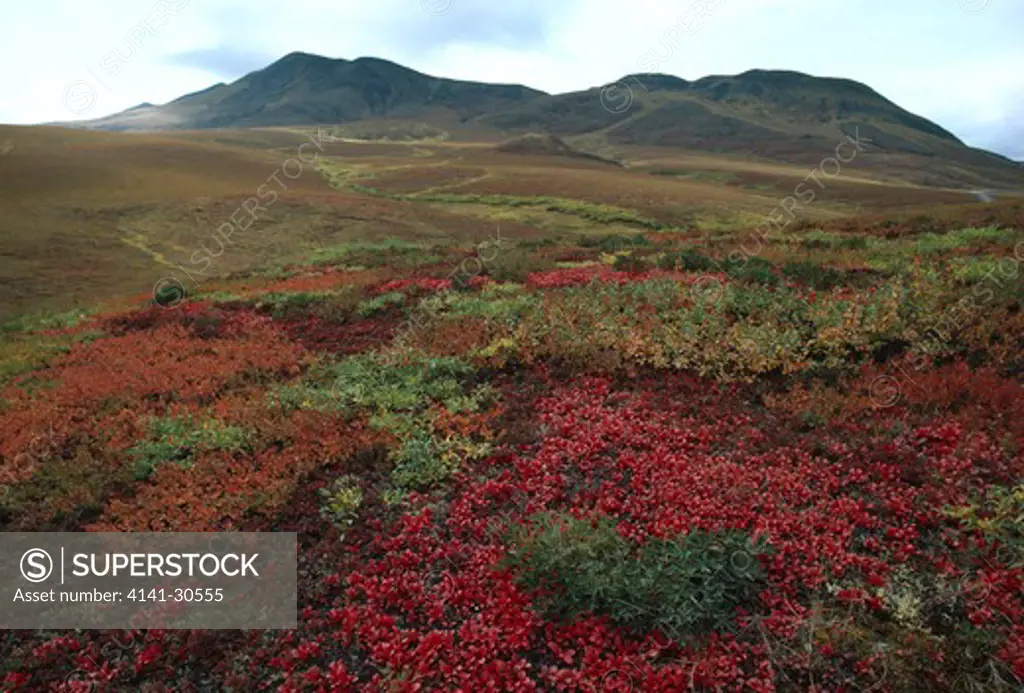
[
  {"xmin": 66, "ymin": 52, "xmax": 544, "ymax": 131},
  {"xmin": 59, "ymin": 54, "xmax": 1024, "ymax": 189},
  {"xmin": 478, "ymin": 69, "xmax": 1024, "ymax": 189}
]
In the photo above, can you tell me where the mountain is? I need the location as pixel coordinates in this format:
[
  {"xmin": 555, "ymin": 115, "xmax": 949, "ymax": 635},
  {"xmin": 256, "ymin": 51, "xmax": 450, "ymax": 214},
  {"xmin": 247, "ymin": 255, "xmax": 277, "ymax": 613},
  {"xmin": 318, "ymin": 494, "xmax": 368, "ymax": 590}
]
[
  {"xmin": 482, "ymin": 69, "xmax": 962, "ymax": 143},
  {"xmin": 69, "ymin": 52, "xmax": 544, "ymax": 130},
  {"xmin": 59, "ymin": 54, "xmax": 1024, "ymax": 188},
  {"xmin": 476, "ymin": 69, "xmax": 1024, "ymax": 187}
]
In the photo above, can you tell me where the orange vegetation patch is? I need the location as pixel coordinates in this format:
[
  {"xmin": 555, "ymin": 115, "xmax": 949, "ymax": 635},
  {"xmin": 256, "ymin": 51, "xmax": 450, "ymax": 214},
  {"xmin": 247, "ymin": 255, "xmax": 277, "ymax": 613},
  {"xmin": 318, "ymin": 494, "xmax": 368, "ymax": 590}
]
[
  {"xmin": 87, "ymin": 413, "xmax": 388, "ymax": 532},
  {"xmin": 0, "ymin": 308, "xmax": 308, "ymax": 487}
]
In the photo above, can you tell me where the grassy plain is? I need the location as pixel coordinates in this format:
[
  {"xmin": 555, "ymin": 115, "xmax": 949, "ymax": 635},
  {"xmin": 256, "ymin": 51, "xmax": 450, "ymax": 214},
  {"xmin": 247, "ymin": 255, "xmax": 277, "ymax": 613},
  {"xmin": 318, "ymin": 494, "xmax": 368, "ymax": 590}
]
[{"xmin": 4, "ymin": 123, "xmax": 1014, "ymax": 322}]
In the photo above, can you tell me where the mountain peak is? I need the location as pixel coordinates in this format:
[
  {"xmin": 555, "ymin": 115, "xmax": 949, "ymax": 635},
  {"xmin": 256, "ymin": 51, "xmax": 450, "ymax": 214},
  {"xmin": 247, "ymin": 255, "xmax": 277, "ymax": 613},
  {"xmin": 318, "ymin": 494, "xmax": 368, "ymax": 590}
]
[
  {"xmin": 273, "ymin": 51, "xmax": 335, "ymax": 65},
  {"xmin": 619, "ymin": 73, "xmax": 690, "ymax": 91}
]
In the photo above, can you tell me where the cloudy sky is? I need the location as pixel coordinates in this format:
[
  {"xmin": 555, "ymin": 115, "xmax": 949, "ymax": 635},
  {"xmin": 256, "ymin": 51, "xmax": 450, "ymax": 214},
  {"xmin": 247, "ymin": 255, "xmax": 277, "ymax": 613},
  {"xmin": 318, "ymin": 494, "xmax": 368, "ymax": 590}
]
[{"xmin": 1, "ymin": 0, "xmax": 1021, "ymax": 158}]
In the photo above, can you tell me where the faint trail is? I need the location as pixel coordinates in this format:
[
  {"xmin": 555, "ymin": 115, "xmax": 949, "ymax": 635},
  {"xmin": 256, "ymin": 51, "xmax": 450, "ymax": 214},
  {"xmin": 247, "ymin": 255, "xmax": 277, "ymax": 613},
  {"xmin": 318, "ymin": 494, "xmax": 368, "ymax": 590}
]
[
  {"xmin": 414, "ymin": 168, "xmax": 493, "ymax": 195},
  {"xmin": 119, "ymin": 232, "xmax": 187, "ymax": 269}
]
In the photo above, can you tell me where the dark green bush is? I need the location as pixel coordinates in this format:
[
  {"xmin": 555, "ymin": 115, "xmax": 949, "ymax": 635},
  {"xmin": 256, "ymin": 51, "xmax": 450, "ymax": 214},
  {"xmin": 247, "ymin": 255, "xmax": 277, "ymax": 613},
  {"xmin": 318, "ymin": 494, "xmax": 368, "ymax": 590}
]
[
  {"xmin": 729, "ymin": 257, "xmax": 780, "ymax": 285},
  {"xmin": 658, "ymin": 250, "xmax": 721, "ymax": 272},
  {"xmin": 253, "ymin": 290, "xmax": 358, "ymax": 321},
  {"xmin": 782, "ymin": 261, "xmax": 845, "ymax": 290},
  {"xmin": 802, "ymin": 235, "xmax": 868, "ymax": 250},
  {"xmin": 612, "ymin": 254, "xmax": 651, "ymax": 273},
  {"xmin": 516, "ymin": 238, "xmax": 558, "ymax": 249},
  {"xmin": 579, "ymin": 233, "xmax": 651, "ymax": 252},
  {"xmin": 503, "ymin": 512, "xmax": 769, "ymax": 640},
  {"xmin": 486, "ymin": 248, "xmax": 559, "ymax": 283}
]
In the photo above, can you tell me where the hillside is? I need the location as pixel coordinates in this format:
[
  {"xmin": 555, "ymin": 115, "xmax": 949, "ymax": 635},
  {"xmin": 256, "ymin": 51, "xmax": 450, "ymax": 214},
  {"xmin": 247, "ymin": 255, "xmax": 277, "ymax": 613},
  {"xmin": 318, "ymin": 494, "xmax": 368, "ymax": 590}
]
[
  {"xmin": 61, "ymin": 56, "xmax": 1024, "ymax": 190},
  {"xmin": 0, "ymin": 124, "xmax": 514, "ymax": 321},
  {"xmin": 478, "ymin": 69, "xmax": 1024, "ymax": 189},
  {"xmin": 65, "ymin": 52, "xmax": 544, "ymax": 131},
  {"xmin": 494, "ymin": 132, "xmax": 621, "ymax": 166}
]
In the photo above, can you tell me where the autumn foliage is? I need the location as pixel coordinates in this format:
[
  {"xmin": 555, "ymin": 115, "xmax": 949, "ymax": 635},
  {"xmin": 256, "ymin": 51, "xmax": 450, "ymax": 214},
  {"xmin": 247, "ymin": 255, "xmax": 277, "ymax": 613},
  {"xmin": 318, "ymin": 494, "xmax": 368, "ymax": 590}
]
[{"xmin": 2, "ymin": 224, "xmax": 1023, "ymax": 691}]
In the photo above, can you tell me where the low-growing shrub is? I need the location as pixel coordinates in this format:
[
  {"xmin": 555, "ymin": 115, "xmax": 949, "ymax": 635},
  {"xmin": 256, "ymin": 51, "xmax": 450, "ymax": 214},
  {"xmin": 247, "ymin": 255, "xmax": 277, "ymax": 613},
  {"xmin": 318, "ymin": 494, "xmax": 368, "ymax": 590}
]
[
  {"xmin": 782, "ymin": 261, "xmax": 845, "ymax": 290},
  {"xmin": 357, "ymin": 291, "xmax": 406, "ymax": 317},
  {"xmin": 319, "ymin": 475, "xmax": 364, "ymax": 535},
  {"xmin": 370, "ymin": 410, "xmax": 492, "ymax": 490},
  {"xmin": 946, "ymin": 484, "xmax": 1024, "ymax": 565},
  {"xmin": 253, "ymin": 290, "xmax": 355, "ymax": 321},
  {"xmin": 797, "ymin": 230, "xmax": 871, "ymax": 250},
  {"xmin": 486, "ymin": 247, "xmax": 560, "ymax": 283},
  {"xmin": 729, "ymin": 256, "xmax": 781, "ymax": 285},
  {"xmin": 579, "ymin": 233, "xmax": 651, "ymax": 253},
  {"xmin": 443, "ymin": 286, "xmax": 539, "ymax": 325},
  {"xmin": 503, "ymin": 513, "xmax": 770, "ymax": 639},
  {"xmin": 330, "ymin": 352, "xmax": 483, "ymax": 412},
  {"xmin": 612, "ymin": 253, "xmax": 651, "ymax": 273},
  {"xmin": 1, "ymin": 308, "xmax": 93, "ymax": 333},
  {"xmin": 913, "ymin": 226, "xmax": 1009, "ymax": 254},
  {"xmin": 658, "ymin": 249, "xmax": 721, "ymax": 272},
  {"xmin": 129, "ymin": 415, "xmax": 250, "ymax": 480}
]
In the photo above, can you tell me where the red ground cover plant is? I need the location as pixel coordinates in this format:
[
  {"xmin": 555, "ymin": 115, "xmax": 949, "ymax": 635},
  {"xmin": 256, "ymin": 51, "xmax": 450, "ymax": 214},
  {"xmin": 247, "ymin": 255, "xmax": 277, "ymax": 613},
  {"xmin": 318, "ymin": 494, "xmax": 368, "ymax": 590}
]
[
  {"xmin": 5, "ymin": 363, "xmax": 1021, "ymax": 690},
  {"xmin": 0, "ymin": 306, "xmax": 307, "ymax": 490},
  {"xmin": 2, "ymin": 232, "xmax": 1023, "ymax": 691}
]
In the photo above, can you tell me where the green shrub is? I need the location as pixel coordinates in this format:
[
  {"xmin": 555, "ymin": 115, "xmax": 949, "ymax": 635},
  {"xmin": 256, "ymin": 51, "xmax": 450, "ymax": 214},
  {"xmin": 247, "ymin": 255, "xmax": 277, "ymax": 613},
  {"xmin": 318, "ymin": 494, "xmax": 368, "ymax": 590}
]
[
  {"xmin": 319, "ymin": 475, "xmax": 364, "ymax": 534},
  {"xmin": 129, "ymin": 415, "xmax": 250, "ymax": 480},
  {"xmin": 797, "ymin": 230, "xmax": 870, "ymax": 250},
  {"xmin": 410, "ymin": 194, "xmax": 666, "ymax": 230},
  {"xmin": 389, "ymin": 428, "xmax": 457, "ymax": 490},
  {"xmin": 369, "ymin": 410, "xmax": 493, "ymax": 490},
  {"xmin": 503, "ymin": 513, "xmax": 769, "ymax": 639},
  {"xmin": 578, "ymin": 233, "xmax": 651, "ymax": 253},
  {"xmin": 945, "ymin": 484, "xmax": 1024, "ymax": 565},
  {"xmin": 357, "ymin": 291, "xmax": 406, "ymax": 317},
  {"xmin": 781, "ymin": 261, "xmax": 845, "ymax": 290},
  {"xmin": 266, "ymin": 380, "xmax": 337, "ymax": 412},
  {"xmin": 193, "ymin": 291, "xmax": 246, "ymax": 304},
  {"xmin": 2, "ymin": 308, "xmax": 93, "ymax": 334},
  {"xmin": 947, "ymin": 256, "xmax": 1012, "ymax": 286},
  {"xmin": 913, "ymin": 226, "xmax": 1008, "ymax": 254},
  {"xmin": 729, "ymin": 256, "xmax": 780, "ymax": 285},
  {"xmin": 658, "ymin": 249, "xmax": 721, "ymax": 272},
  {"xmin": 269, "ymin": 350, "xmax": 492, "ymax": 418},
  {"xmin": 486, "ymin": 248, "xmax": 559, "ymax": 283},
  {"xmin": 254, "ymin": 290, "xmax": 354, "ymax": 320},
  {"xmin": 724, "ymin": 282, "xmax": 803, "ymax": 321},
  {"xmin": 330, "ymin": 352, "xmax": 482, "ymax": 412},
  {"xmin": 612, "ymin": 253, "xmax": 651, "ymax": 273}
]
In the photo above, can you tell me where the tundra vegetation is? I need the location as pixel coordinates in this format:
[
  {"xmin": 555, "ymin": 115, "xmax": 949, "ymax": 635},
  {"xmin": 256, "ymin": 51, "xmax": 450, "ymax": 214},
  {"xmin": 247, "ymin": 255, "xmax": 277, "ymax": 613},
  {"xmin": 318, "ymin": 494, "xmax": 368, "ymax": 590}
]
[{"xmin": 1, "ymin": 114, "xmax": 1023, "ymax": 690}]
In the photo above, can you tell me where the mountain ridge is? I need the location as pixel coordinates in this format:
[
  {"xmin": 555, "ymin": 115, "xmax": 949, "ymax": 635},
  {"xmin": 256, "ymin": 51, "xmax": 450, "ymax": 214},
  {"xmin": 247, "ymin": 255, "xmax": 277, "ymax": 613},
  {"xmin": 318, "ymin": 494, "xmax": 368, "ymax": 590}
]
[{"xmin": 51, "ymin": 51, "xmax": 1024, "ymax": 188}]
